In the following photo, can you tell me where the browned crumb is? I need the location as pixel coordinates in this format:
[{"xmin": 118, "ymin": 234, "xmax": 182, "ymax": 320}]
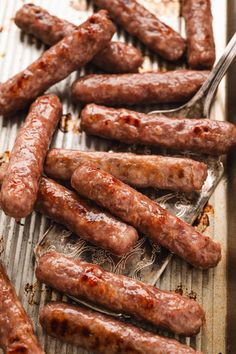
[
  {"xmin": 188, "ymin": 290, "xmax": 197, "ymax": 301},
  {"xmin": 24, "ymin": 281, "xmax": 41, "ymax": 305},
  {"xmin": 59, "ymin": 113, "xmax": 81, "ymax": 134},
  {"xmin": 193, "ymin": 202, "xmax": 214, "ymax": 233},
  {"xmin": 174, "ymin": 284, "xmax": 183, "ymax": 296},
  {"xmin": 174, "ymin": 285, "xmax": 198, "ymax": 301},
  {"xmin": 0, "ymin": 235, "xmax": 4, "ymax": 256},
  {"xmin": 0, "ymin": 150, "xmax": 10, "ymax": 165}
]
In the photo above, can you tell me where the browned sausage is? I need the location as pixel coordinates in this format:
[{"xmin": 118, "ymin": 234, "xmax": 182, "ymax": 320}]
[
  {"xmin": 40, "ymin": 302, "xmax": 202, "ymax": 354},
  {"xmin": 45, "ymin": 148, "xmax": 208, "ymax": 192},
  {"xmin": 71, "ymin": 70, "xmax": 209, "ymax": 106},
  {"xmin": 182, "ymin": 0, "xmax": 215, "ymax": 69},
  {"xmin": 71, "ymin": 161, "xmax": 221, "ymax": 269},
  {"xmin": 0, "ymin": 262, "xmax": 44, "ymax": 353},
  {"xmin": 0, "ymin": 94, "xmax": 62, "ymax": 218},
  {"xmin": 0, "ymin": 10, "xmax": 115, "ymax": 116},
  {"xmin": 93, "ymin": 42, "xmax": 144, "ymax": 74},
  {"xmin": 92, "ymin": 0, "xmax": 186, "ymax": 61},
  {"xmin": 81, "ymin": 104, "xmax": 236, "ymax": 155},
  {"xmin": 35, "ymin": 177, "xmax": 138, "ymax": 255},
  {"xmin": 14, "ymin": 4, "xmax": 144, "ymax": 73},
  {"xmin": 14, "ymin": 3, "xmax": 76, "ymax": 46},
  {"xmin": 0, "ymin": 164, "xmax": 137, "ymax": 255},
  {"xmin": 36, "ymin": 252, "xmax": 205, "ymax": 336}
]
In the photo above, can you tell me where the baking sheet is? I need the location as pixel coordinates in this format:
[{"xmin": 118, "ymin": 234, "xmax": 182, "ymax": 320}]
[{"xmin": 0, "ymin": 1, "xmax": 227, "ymax": 353}]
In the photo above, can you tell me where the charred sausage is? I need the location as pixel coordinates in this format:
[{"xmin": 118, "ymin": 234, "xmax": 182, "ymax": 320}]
[
  {"xmin": 81, "ymin": 104, "xmax": 236, "ymax": 155},
  {"xmin": 36, "ymin": 252, "xmax": 205, "ymax": 336},
  {"xmin": 14, "ymin": 4, "xmax": 144, "ymax": 73},
  {"xmin": 92, "ymin": 0, "xmax": 186, "ymax": 61},
  {"xmin": 0, "ymin": 94, "xmax": 62, "ymax": 218},
  {"xmin": 40, "ymin": 302, "xmax": 202, "ymax": 354},
  {"xmin": 45, "ymin": 149, "xmax": 208, "ymax": 192},
  {"xmin": 71, "ymin": 161, "xmax": 221, "ymax": 269},
  {"xmin": 0, "ymin": 163, "xmax": 137, "ymax": 255},
  {"xmin": 0, "ymin": 262, "xmax": 44, "ymax": 353},
  {"xmin": 0, "ymin": 10, "xmax": 115, "ymax": 116},
  {"xmin": 71, "ymin": 70, "xmax": 209, "ymax": 106},
  {"xmin": 182, "ymin": 0, "xmax": 215, "ymax": 69}
]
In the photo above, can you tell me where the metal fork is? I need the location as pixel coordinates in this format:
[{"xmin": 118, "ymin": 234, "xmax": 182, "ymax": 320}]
[{"xmin": 149, "ymin": 32, "xmax": 236, "ymax": 118}]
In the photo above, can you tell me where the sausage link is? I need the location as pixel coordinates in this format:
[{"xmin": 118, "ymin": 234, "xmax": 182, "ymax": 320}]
[
  {"xmin": 14, "ymin": 4, "xmax": 143, "ymax": 73},
  {"xmin": 36, "ymin": 252, "xmax": 205, "ymax": 336},
  {"xmin": 0, "ymin": 262, "xmax": 44, "ymax": 353},
  {"xmin": 40, "ymin": 302, "xmax": 202, "ymax": 354},
  {"xmin": 71, "ymin": 161, "xmax": 221, "ymax": 269},
  {"xmin": 45, "ymin": 149, "xmax": 208, "ymax": 192},
  {"xmin": 0, "ymin": 10, "xmax": 115, "ymax": 116},
  {"xmin": 93, "ymin": 42, "xmax": 144, "ymax": 73},
  {"xmin": 0, "ymin": 94, "xmax": 62, "ymax": 218},
  {"xmin": 0, "ymin": 163, "xmax": 137, "ymax": 255},
  {"xmin": 81, "ymin": 104, "xmax": 236, "ymax": 155},
  {"xmin": 14, "ymin": 3, "xmax": 76, "ymax": 46},
  {"xmin": 35, "ymin": 177, "xmax": 138, "ymax": 256},
  {"xmin": 182, "ymin": 0, "xmax": 215, "ymax": 69},
  {"xmin": 92, "ymin": 0, "xmax": 186, "ymax": 61},
  {"xmin": 71, "ymin": 70, "xmax": 209, "ymax": 106}
]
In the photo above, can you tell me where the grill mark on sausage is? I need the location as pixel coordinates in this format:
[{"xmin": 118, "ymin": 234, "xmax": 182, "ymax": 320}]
[{"xmin": 80, "ymin": 104, "xmax": 236, "ymax": 155}]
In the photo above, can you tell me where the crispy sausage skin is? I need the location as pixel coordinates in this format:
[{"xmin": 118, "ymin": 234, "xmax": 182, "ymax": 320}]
[
  {"xmin": 40, "ymin": 302, "xmax": 202, "ymax": 354},
  {"xmin": 71, "ymin": 161, "xmax": 221, "ymax": 269},
  {"xmin": 15, "ymin": 4, "xmax": 144, "ymax": 73},
  {"xmin": 92, "ymin": 0, "xmax": 186, "ymax": 61},
  {"xmin": 0, "ymin": 10, "xmax": 115, "ymax": 116},
  {"xmin": 182, "ymin": 0, "xmax": 215, "ymax": 69},
  {"xmin": 81, "ymin": 104, "xmax": 236, "ymax": 155},
  {"xmin": 0, "ymin": 94, "xmax": 61, "ymax": 219},
  {"xmin": 0, "ymin": 164, "xmax": 137, "ymax": 255},
  {"xmin": 45, "ymin": 149, "xmax": 208, "ymax": 192},
  {"xmin": 0, "ymin": 262, "xmax": 44, "ymax": 353},
  {"xmin": 36, "ymin": 252, "xmax": 205, "ymax": 336},
  {"xmin": 71, "ymin": 70, "xmax": 209, "ymax": 106}
]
